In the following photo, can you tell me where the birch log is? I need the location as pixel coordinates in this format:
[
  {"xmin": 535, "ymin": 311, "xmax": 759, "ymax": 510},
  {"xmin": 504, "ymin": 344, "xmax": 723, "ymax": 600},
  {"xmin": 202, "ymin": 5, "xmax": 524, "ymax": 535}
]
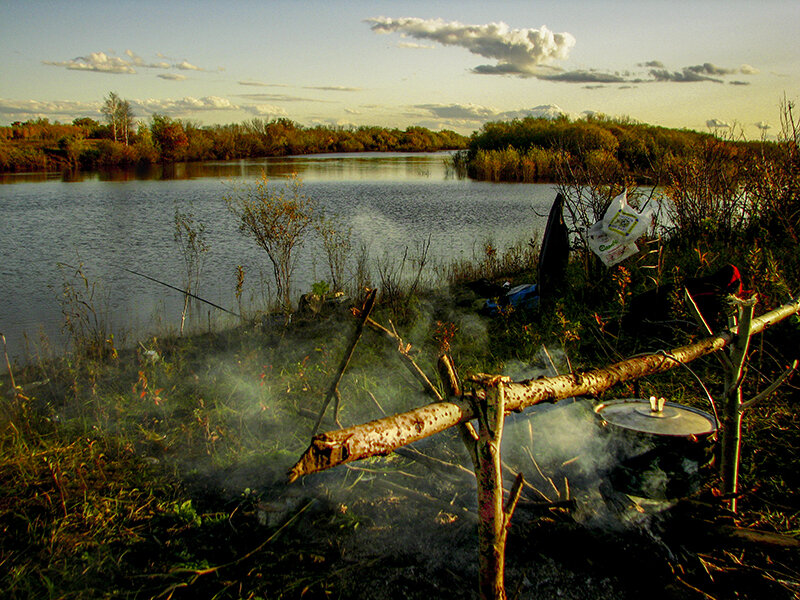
[{"xmin": 288, "ymin": 296, "xmax": 800, "ymax": 482}]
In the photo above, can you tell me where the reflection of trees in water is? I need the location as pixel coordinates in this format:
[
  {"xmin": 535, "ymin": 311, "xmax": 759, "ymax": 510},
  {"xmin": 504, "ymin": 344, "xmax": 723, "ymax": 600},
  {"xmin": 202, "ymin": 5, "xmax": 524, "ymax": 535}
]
[{"xmin": 5, "ymin": 153, "xmax": 454, "ymax": 184}]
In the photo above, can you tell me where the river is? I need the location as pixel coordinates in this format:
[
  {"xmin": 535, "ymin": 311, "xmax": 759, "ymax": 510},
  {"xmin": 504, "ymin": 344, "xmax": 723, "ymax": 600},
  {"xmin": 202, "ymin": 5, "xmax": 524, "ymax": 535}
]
[{"xmin": 0, "ymin": 152, "xmax": 560, "ymax": 362}]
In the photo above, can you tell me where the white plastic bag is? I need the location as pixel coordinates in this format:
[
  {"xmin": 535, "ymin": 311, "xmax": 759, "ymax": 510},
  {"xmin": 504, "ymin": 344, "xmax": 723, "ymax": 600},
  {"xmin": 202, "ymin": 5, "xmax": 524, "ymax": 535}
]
[
  {"xmin": 586, "ymin": 221, "xmax": 639, "ymax": 267},
  {"xmin": 601, "ymin": 191, "xmax": 653, "ymax": 244},
  {"xmin": 586, "ymin": 190, "xmax": 653, "ymax": 266}
]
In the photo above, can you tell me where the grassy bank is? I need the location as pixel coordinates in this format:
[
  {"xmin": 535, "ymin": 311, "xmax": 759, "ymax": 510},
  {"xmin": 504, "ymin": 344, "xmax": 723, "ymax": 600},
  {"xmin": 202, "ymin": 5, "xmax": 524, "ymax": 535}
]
[
  {"xmin": 2, "ymin": 104, "xmax": 800, "ymax": 597},
  {"xmin": 2, "ymin": 222, "xmax": 800, "ymax": 598}
]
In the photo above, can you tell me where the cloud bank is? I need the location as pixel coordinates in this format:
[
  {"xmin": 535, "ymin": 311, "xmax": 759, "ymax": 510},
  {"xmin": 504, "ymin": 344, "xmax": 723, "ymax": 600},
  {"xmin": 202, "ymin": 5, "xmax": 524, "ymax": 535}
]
[
  {"xmin": 413, "ymin": 103, "xmax": 572, "ymax": 128},
  {"xmin": 366, "ymin": 17, "xmax": 760, "ymax": 88},
  {"xmin": 0, "ymin": 96, "xmax": 256, "ymax": 122},
  {"xmin": 0, "ymin": 98, "xmax": 102, "ymax": 119},
  {"xmin": 366, "ymin": 16, "xmax": 576, "ymax": 76},
  {"xmin": 43, "ymin": 50, "xmax": 207, "ymax": 76}
]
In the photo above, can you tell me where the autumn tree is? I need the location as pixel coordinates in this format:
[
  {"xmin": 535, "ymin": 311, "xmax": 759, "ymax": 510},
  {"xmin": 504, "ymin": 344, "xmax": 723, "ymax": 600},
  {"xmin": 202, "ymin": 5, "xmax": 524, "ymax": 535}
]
[
  {"xmin": 225, "ymin": 173, "xmax": 316, "ymax": 312},
  {"xmin": 173, "ymin": 203, "xmax": 209, "ymax": 334},
  {"xmin": 101, "ymin": 92, "xmax": 134, "ymax": 145},
  {"xmin": 150, "ymin": 113, "xmax": 188, "ymax": 161}
]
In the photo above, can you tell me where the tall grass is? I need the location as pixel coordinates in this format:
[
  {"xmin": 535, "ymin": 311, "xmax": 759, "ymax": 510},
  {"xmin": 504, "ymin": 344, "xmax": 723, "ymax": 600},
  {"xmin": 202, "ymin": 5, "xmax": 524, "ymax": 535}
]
[{"xmin": 1, "ymin": 118, "xmax": 799, "ymax": 598}]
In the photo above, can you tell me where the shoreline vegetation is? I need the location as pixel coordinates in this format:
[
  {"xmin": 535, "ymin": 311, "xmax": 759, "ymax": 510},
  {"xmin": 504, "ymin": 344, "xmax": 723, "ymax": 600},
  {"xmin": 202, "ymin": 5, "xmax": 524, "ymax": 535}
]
[
  {"xmin": 1, "ymin": 98, "xmax": 799, "ymax": 598},
  {"xmin": 0, "ymin": 97, "xmax": 785, "ymax": 191},
  {"xmin": 0, "ymin": 115, "xmax": 468, "ymax": 174}
]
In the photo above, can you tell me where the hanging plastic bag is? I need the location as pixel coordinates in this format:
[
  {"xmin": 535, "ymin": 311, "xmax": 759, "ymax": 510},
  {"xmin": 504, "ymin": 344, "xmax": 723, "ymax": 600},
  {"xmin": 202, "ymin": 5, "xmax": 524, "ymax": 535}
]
[
  {"xmin": 586, "ymin": 190, "xmax": 654, "ymax": 266},
  {"xmin": 586, "ymin": 221, "xmax": 639, "ymax": 267},
  {"xmin": 601, "ymin": 190, "xmax": 653, "ymax": 244}
]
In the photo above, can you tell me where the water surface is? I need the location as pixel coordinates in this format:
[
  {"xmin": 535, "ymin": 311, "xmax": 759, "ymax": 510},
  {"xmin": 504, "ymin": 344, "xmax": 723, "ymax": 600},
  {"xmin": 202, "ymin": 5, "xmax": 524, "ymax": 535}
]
[{"xmin": 0, "ymin": 153, "xmax": 559, "ymax": 361}]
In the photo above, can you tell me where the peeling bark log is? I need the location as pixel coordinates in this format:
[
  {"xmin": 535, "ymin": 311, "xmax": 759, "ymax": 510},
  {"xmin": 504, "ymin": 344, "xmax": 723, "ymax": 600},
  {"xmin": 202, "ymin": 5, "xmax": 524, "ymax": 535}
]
[{"xmin": 288, "ymin": 296, "xmax": 800, "ymax": 482}]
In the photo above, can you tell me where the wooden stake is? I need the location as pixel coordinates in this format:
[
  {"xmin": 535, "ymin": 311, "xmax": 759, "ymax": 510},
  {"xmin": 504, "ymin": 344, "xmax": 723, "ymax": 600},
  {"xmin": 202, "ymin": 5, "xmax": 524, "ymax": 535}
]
[
  {"xmin": 472, "ymin": 376, "xmax": 510, "ymax": 600},
  {"xmin": 687, "ymin": 290, "xmax": 799, "ymax": 513},
  {"xmin": 469, "ymin": 376, "xmax": 525, "ymax": 600},
  {"xmin": 288, "ymin": 295, "xmax": 800, "ymax": 482},
  {"xmin": 312, "ymin": 289, "xmax": 376, "ymax": 434},
  {"xmin": 719, "ymin": 296, "xmax": 755, "ymax": 512}
]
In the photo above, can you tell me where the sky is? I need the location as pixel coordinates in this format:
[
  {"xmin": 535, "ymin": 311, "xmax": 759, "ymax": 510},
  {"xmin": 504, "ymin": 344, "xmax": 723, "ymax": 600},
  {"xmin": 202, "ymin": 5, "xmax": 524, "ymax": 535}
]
[{"xmin": 1, "ymin": 0, "xmax": 798, "ymax": 138}]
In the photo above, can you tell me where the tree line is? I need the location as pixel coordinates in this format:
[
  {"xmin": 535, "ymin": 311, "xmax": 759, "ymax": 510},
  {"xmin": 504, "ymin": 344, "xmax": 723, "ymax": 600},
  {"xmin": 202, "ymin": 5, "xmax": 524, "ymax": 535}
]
[
  {"xmin": 0, "ymin": 92, "xmax": 468, "ymax": 172},
  {"xmin": 456, "ymin": 113, "xmax": 781, "ymax": 186}
]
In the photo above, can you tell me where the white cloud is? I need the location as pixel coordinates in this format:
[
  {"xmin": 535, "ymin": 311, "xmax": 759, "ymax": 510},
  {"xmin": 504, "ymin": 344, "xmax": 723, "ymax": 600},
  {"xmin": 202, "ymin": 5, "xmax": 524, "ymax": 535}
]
[
  {"xmin": 124, "ymin": 50, "xmax": 170, "ymax": 69},
  {"xmin": 238, "ymin": 93, "xmax": 333, "ymax": 104},
  {"xmin": 133, "ymin": 96, "xmax": 238, "ymax": 115},
  {"xmin": 241, "ymin": 104, "xmax": 289, "ymax": 117},
  {"xmin": 175, "ymin": 60, "xmax": 203, "ymax": 71},
  {"xmin": 414, "ymin": 102, "xmax": 570, "ymax": 124},
  {"xmin": 366, "ymin": 16, "xmax": 575, "ymax": 76},
  {"xmin": 366, "ymin": 17, "xmax": 758, "ymax": 89},
  {"xmin": 43, "ymin": 51, "xmax": 136, "ymax": 74},
  {"xmin": 303, "ymin": 85, "xmax": 362, "ymax": 92},
  {"xmin": 397, "ymin": 42, "xmax": 435, "ymax": 49},
  {"xmin": 519, "ymin": 104, "xmax": 570, "ymax": 120},
  {"xmin": 43, "ymin": 50, "xmax": 210, "ymax": 76},
  {"xmin": 414, "ymin": 103, "xmax": 498, "ymax": 120},
  {"xmin": 706, "ymin": 118, "xmax": 731, "ymax": 129},
  {"xmin": 755, "ymin": 121, "xmax": 771, "ymax": 130},
  {"xmin": 157, "ymin": 73, "xmax": 187, "ymax": 81},
  {"xmin": 0, "ymin": 98, "xmax": 101, "ymax": 120},
  {"xmin": 0, "ymin": 95, "xmax": 243, "ymax": 122}
]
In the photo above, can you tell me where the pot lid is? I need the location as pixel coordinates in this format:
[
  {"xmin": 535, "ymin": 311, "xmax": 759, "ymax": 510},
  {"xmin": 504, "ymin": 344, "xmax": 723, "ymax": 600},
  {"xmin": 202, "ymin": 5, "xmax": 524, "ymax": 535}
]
[{"xmin": 595, "ymin": 398, "xmax": 718, "ymax": 437}]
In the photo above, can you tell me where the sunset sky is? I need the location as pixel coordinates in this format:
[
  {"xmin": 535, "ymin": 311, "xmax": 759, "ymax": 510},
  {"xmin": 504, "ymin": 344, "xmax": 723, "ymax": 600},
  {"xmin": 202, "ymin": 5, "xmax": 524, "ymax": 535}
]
[{"xmin": 2, "ymin": 0, "xmax": 798, "ymax": 138}]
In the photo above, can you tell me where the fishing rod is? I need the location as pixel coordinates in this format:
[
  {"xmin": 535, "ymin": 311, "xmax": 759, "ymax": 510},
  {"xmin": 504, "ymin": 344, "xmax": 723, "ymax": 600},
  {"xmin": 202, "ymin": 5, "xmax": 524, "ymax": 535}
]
[{"xmin": 120, "ymin": 267, "xmax": 241, "ymax": 318}]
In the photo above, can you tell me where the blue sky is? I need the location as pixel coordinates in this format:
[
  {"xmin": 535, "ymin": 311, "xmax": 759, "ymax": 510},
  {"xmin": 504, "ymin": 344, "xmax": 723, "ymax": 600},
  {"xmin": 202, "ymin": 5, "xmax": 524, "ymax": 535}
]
[{"xmin": 2, "ymin": 0, "xmax": 798, "ymax": 137}]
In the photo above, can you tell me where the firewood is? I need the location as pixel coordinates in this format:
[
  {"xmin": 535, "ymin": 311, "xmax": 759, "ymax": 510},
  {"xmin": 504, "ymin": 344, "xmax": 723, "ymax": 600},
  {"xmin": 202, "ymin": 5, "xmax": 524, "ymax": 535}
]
[
  {"xmin": 288, "ymin": 296, "xmax": 800, "ymax": 482},
  {"xmin": 312, "ymin": 289, "xmax": 377, "ymax": 434}
]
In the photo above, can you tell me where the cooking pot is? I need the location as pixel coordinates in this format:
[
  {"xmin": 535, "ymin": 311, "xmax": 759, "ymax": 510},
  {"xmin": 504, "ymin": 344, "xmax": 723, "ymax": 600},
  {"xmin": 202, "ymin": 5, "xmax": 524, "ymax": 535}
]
[{"xmin": 594, "ymin": 398, "xmax": 718, "ymax": 499}]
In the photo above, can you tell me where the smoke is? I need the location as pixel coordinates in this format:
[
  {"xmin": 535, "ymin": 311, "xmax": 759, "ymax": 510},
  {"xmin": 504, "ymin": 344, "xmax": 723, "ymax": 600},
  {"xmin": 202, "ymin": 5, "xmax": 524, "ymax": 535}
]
[
  {"xmin": 496, "ymin": 347, "xmax": 683, "ymax": 527},
  {"xmin": 152, "ymin": 290, "xmax": 678, "ymax": 582}
]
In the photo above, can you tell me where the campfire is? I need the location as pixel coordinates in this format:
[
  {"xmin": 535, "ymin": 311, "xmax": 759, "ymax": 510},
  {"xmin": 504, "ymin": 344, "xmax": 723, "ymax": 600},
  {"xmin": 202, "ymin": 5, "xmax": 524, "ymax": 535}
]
[{"xmin": 286, "ymin": 292, "xmax": 800, "ymax": 600}]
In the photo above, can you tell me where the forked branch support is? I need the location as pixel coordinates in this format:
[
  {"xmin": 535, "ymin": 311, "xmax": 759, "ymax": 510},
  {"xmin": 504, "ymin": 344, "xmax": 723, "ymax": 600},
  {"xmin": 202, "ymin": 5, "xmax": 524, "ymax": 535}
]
[{"xmin": 288, "ymin": 295, "xmax": 800, "ymax": 483}]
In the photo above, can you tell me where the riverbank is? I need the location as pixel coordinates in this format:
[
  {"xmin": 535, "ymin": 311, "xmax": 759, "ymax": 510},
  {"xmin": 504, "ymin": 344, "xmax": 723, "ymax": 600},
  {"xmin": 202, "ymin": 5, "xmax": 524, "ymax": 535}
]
[
  {"xmin": 2, "ymin": 116, "xmax": 799, "ymax": 597},
  {"xmin": 2, "ymin": 244, "xmax": 799, "ymax": 598}
]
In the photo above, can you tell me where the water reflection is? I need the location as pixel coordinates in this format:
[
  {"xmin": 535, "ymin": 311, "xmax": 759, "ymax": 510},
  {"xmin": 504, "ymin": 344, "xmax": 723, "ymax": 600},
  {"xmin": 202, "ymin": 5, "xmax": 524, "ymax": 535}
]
[
  {"xmin": 0, "ymin": 152, "xmax": 456, "ymax": 184},
  {"xmin": 0, "ymin": 152, "xmax": 553, "ymax": 363}
]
